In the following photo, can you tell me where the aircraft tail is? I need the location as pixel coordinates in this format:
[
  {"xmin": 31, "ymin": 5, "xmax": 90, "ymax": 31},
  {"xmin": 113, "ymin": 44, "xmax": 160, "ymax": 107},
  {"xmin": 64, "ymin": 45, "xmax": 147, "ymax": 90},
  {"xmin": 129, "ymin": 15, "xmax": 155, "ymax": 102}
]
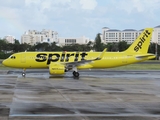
[{"xmin": 124, "ymin": 28, "xmax": 153, "ymax": 53}]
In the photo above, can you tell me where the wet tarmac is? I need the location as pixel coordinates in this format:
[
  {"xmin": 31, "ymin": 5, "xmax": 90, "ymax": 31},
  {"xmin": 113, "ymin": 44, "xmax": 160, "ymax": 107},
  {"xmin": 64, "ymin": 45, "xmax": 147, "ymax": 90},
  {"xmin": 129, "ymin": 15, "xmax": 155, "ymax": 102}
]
[{"xmin": 1, "ymin": 69, "xmax": 160, "ymax": 120}]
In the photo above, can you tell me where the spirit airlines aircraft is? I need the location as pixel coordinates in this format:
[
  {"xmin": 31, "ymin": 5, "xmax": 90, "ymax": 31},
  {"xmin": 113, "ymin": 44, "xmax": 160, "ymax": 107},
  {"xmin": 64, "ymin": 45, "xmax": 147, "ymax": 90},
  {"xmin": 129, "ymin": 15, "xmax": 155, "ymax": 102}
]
[{"xmin": 2, "ymin": 28, "xmax": 155, "ymax": 77}]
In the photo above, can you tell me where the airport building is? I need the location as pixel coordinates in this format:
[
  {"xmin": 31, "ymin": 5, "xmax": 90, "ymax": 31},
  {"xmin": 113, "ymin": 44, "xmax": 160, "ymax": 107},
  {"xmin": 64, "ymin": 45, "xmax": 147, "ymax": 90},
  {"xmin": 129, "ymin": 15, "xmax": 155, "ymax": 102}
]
[
  {"xmin": 58, "ymin": 36, "xmax": 92, "ymax": 46},
  {"xmin": 3, "ymin": 35, "xmax": 15, "ymax": 44},
  {"xmin": 21, "ymin": 29, "xmax": 58, "ymax": 45},
  {"xmin": 21, "ymin": 25, "xmax": 160, "ymax": 46},
  {"xmin": 152, "ymin": 25, "xmax": 160, "ymax": 44},
  {"xmin": 21, "ymin": 29, "xmax": 92, "ymax": 46},
  {"xmin": 101, "ymin": 25, "xmax": 160, "ymax": 44}
]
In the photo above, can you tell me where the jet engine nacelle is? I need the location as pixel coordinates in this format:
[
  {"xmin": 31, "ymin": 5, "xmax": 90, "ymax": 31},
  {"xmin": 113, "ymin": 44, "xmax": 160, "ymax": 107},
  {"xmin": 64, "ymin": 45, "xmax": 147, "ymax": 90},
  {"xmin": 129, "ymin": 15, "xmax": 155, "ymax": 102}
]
[{"xmin": 49, "ymin": 63, "xmax": 65, "ymax": 75}]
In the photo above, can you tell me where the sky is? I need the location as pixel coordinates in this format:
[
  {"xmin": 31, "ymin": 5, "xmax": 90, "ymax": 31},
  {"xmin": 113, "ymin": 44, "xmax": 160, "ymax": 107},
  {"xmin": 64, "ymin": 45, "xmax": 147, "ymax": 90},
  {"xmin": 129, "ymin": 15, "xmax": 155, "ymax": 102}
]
[{"xmin": 0, "ymin": 0, "xmax": 160, "ymax": 41}]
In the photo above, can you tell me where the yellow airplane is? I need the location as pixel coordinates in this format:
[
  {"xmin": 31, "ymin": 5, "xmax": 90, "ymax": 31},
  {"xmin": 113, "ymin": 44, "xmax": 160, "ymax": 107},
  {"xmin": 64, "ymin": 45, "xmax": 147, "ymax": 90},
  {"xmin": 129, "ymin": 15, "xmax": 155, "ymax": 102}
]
[{"xmin": 2, "ymin": 28, "xmax": 155, "ymax": 77}]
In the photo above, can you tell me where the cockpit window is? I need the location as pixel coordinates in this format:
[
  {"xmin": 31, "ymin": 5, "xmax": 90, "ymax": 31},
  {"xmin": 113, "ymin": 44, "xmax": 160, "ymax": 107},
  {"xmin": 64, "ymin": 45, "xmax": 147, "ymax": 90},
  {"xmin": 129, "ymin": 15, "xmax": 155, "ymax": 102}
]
[{"xmin": 10, "ymin": 56, "xmax": 16, "ymax": 59}]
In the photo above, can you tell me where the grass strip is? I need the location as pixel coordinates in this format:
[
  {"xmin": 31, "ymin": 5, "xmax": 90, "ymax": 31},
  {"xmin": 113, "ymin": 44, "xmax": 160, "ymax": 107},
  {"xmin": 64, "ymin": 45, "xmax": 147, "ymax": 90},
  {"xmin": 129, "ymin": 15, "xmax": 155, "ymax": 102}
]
[{"xmin": 109, "ymin": 64, "xmax": 160, "ymax": 70}]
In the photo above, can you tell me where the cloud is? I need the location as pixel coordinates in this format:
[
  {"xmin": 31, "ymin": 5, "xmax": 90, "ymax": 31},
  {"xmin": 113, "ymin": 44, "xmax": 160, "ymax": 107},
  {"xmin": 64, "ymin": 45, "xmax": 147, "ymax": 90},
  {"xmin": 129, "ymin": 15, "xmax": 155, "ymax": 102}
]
[
  {"xmin": 25, "ymin": 0, "xmax": 98, "ymax": 11},
  {"xmin": 114, "ymin": 0, "xmax": 160, "ymax": 14},
  {"xmin": 80, "ymin": 0, "xmax": 97, "ymax": 10},
  {"xmin": 22, "ymin": 0, "xmax": 98, "ymax": 28},
  {"xmin": 0, "ymin": 0, "xmax": 25, "ymax": 8},
  {"xmin": 25, "ymin": 0, "xmax": 72, "ymax": 8},
  {"xmin": 0, "ymin": 0, "xmax": 160, "ymax": 40},
  {"xmin": 25, "ymin": 0, "xmax": 41, "ymax": 6}
]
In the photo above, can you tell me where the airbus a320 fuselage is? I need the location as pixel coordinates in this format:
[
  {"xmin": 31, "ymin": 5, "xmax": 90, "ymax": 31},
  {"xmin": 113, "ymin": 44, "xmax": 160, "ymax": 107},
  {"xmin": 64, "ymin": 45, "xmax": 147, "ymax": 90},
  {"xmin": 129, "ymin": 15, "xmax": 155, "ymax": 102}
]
[{"xmin": 2, "ymin": 28, "xmax": 155, "ymax": 77}]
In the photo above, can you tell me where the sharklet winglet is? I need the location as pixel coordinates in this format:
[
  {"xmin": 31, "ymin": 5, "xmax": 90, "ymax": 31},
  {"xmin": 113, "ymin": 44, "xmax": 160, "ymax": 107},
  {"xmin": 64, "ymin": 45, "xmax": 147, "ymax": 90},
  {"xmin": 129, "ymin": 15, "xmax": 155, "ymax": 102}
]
[{"xmin": 94, "ymin": 48, "xmax": 107, "ymax": 60}]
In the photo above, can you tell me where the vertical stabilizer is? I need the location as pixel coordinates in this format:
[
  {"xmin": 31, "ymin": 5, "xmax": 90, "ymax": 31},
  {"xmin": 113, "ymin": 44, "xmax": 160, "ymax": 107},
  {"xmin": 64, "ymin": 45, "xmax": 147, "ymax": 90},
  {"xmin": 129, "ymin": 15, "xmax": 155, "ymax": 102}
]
[{"xmin": 124, "ymin": 28, "xmax": 153, "ymax": 53}]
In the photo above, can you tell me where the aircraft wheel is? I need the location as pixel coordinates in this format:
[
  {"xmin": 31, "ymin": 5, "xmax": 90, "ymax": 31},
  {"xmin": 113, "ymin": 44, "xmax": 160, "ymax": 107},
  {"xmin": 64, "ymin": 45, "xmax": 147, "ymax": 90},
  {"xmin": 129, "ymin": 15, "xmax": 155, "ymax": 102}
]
[
  {"xmin": 73, "ymin": 71, "xmax": 79, "ymax": 77},
  {"xmin": 73, "ymin": 71, "xmax": 76, "ymax": 76}
]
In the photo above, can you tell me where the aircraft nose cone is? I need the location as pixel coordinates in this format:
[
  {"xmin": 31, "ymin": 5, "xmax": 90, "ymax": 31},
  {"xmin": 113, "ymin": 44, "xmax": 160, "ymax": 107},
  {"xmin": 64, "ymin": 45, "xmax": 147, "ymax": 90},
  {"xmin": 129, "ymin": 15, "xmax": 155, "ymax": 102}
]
[{"xmin": 2, "ymin": 60, "xmax": 6, "ymax": 66}]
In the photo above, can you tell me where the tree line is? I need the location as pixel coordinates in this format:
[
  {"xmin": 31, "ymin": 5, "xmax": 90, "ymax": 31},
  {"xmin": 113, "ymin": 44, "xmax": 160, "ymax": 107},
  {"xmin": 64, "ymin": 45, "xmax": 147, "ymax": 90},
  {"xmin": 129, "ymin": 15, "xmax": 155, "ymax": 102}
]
[{"xmin": 0, "ymin": 33, "xmax": 159, "ymax": 59}]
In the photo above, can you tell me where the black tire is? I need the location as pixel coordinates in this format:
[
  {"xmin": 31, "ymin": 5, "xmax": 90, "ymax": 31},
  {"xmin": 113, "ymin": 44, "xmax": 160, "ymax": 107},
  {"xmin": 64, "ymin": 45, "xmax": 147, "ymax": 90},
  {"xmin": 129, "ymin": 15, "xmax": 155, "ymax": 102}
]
[
  {"xmin": 73, "ymin": 72, "xmax": 79, "ymax": 77},
  {"xmin": 73, "ymin": 71, "xmax": 76, "ymax": 76}
]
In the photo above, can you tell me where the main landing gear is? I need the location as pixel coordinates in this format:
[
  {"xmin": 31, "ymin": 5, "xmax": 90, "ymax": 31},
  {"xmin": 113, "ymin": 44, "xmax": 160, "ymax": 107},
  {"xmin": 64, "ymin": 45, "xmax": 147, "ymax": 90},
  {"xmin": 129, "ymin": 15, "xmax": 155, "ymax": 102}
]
[
  {"xmin": 73, "ymin": 71, "xmax": 79, "ymax": 77},
  {"xmin": 22, "ymin": 69, "xmax": 26, "ymax": 77},
  {"xmin": 72, "ymin": 67, "xmax": 79, "ymax": 77}
]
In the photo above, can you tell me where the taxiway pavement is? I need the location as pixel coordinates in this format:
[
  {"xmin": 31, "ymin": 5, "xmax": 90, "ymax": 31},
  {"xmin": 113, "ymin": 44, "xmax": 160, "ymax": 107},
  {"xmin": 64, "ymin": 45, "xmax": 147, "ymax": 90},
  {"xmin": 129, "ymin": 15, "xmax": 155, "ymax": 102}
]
[{"xmin": 0, "ymin": 69, "xmax": 160, "ymax": 120}]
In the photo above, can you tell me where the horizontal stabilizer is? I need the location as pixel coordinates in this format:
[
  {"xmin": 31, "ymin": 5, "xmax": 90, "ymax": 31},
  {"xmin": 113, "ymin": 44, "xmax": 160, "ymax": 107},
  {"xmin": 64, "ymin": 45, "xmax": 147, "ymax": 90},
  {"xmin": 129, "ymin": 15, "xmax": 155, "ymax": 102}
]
[{"xmin": 136, "ymin": 54, "xmax": 155, "ymax": 59}]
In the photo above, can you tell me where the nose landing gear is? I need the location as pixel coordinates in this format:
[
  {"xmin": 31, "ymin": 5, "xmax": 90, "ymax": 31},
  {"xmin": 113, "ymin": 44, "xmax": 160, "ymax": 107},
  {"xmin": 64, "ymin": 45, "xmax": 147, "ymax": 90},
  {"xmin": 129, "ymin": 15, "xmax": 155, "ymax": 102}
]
[{"xmin": 22, "ymin": 69, "xmax": 26, "ymax": 77}]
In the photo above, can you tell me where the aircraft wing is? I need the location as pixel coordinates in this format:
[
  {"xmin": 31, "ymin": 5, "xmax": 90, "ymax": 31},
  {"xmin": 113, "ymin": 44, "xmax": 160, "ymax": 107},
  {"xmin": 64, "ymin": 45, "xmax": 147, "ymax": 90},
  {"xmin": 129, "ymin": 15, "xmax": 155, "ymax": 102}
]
[{"xmin": 62, "ymin": 48, "xmax": 107, "ymax": 68}]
